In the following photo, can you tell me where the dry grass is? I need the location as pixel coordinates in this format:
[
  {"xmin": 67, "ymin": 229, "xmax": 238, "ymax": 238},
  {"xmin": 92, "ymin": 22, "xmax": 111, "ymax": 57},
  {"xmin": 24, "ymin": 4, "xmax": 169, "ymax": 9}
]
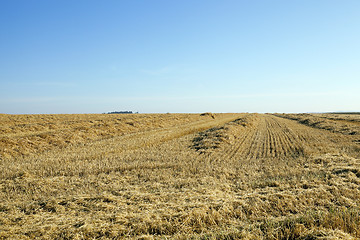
[
  {"xmin": 0, "ymin": 113, "xmax": 221, "ymax": 159},
  {"xmin": 1, "ymin": 113, "xmax": 360, "ymax": 239},
  {"xmin": 275, "ymin": 113, "xmax": 360, "ymax": 136}
]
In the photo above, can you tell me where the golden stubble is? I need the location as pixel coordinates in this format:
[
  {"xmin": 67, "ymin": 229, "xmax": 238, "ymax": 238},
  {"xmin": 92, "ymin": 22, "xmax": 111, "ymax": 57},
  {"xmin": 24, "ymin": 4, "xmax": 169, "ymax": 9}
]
[{"xmin": 1, "ymin": 113, "xmax": 360, "ymax": 239}]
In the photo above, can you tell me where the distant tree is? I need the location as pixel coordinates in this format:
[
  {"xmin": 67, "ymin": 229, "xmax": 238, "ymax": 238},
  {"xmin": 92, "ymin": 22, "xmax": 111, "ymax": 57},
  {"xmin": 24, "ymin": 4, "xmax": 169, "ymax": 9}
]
[{"xmin": 107, "ymin": 111, "xmax": 133, "ymax": 114}]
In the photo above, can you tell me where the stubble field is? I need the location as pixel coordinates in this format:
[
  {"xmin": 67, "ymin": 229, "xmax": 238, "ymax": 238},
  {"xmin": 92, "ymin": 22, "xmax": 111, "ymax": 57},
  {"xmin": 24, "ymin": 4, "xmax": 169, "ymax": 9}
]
[{"xmin": 1, "ymin": 113, "xmax": 360, "ymax": 239}]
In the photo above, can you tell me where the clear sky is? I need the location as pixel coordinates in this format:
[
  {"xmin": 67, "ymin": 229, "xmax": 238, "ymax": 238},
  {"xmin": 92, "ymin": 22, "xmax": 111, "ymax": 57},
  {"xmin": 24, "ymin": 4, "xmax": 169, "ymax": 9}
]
[{"xmin": 1, "ymin": 0, "xmax": 359, "ymax": 114}]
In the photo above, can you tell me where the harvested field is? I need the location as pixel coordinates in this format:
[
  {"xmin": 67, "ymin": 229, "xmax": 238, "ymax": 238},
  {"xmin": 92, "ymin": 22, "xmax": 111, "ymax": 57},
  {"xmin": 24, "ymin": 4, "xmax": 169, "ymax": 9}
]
[
  {"xmin": 276, "ymin": 113, "xmax": 360, "ymax": 146},
  {"xmin": 1, "ymin": 113, "xmax": 360, "ymax": 239},
  {"xmin": 0, "ymin": 113, "xmax": 224, "ymax": 159}
]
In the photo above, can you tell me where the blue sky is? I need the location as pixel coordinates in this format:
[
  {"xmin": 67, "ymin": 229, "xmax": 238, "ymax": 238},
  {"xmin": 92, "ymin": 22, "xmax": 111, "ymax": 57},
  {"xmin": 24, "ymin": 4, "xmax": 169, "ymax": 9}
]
[{"xmin": 1, "ymin": 0, "xmax": 359, "ymax": 114}]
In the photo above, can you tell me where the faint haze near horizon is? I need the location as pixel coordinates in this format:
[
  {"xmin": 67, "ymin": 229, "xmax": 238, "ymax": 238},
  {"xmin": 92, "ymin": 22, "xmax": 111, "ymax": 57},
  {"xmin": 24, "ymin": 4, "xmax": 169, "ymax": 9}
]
[{"xmin": 1, "ymin": 0, "xmax": 359, "ymax": 114}]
